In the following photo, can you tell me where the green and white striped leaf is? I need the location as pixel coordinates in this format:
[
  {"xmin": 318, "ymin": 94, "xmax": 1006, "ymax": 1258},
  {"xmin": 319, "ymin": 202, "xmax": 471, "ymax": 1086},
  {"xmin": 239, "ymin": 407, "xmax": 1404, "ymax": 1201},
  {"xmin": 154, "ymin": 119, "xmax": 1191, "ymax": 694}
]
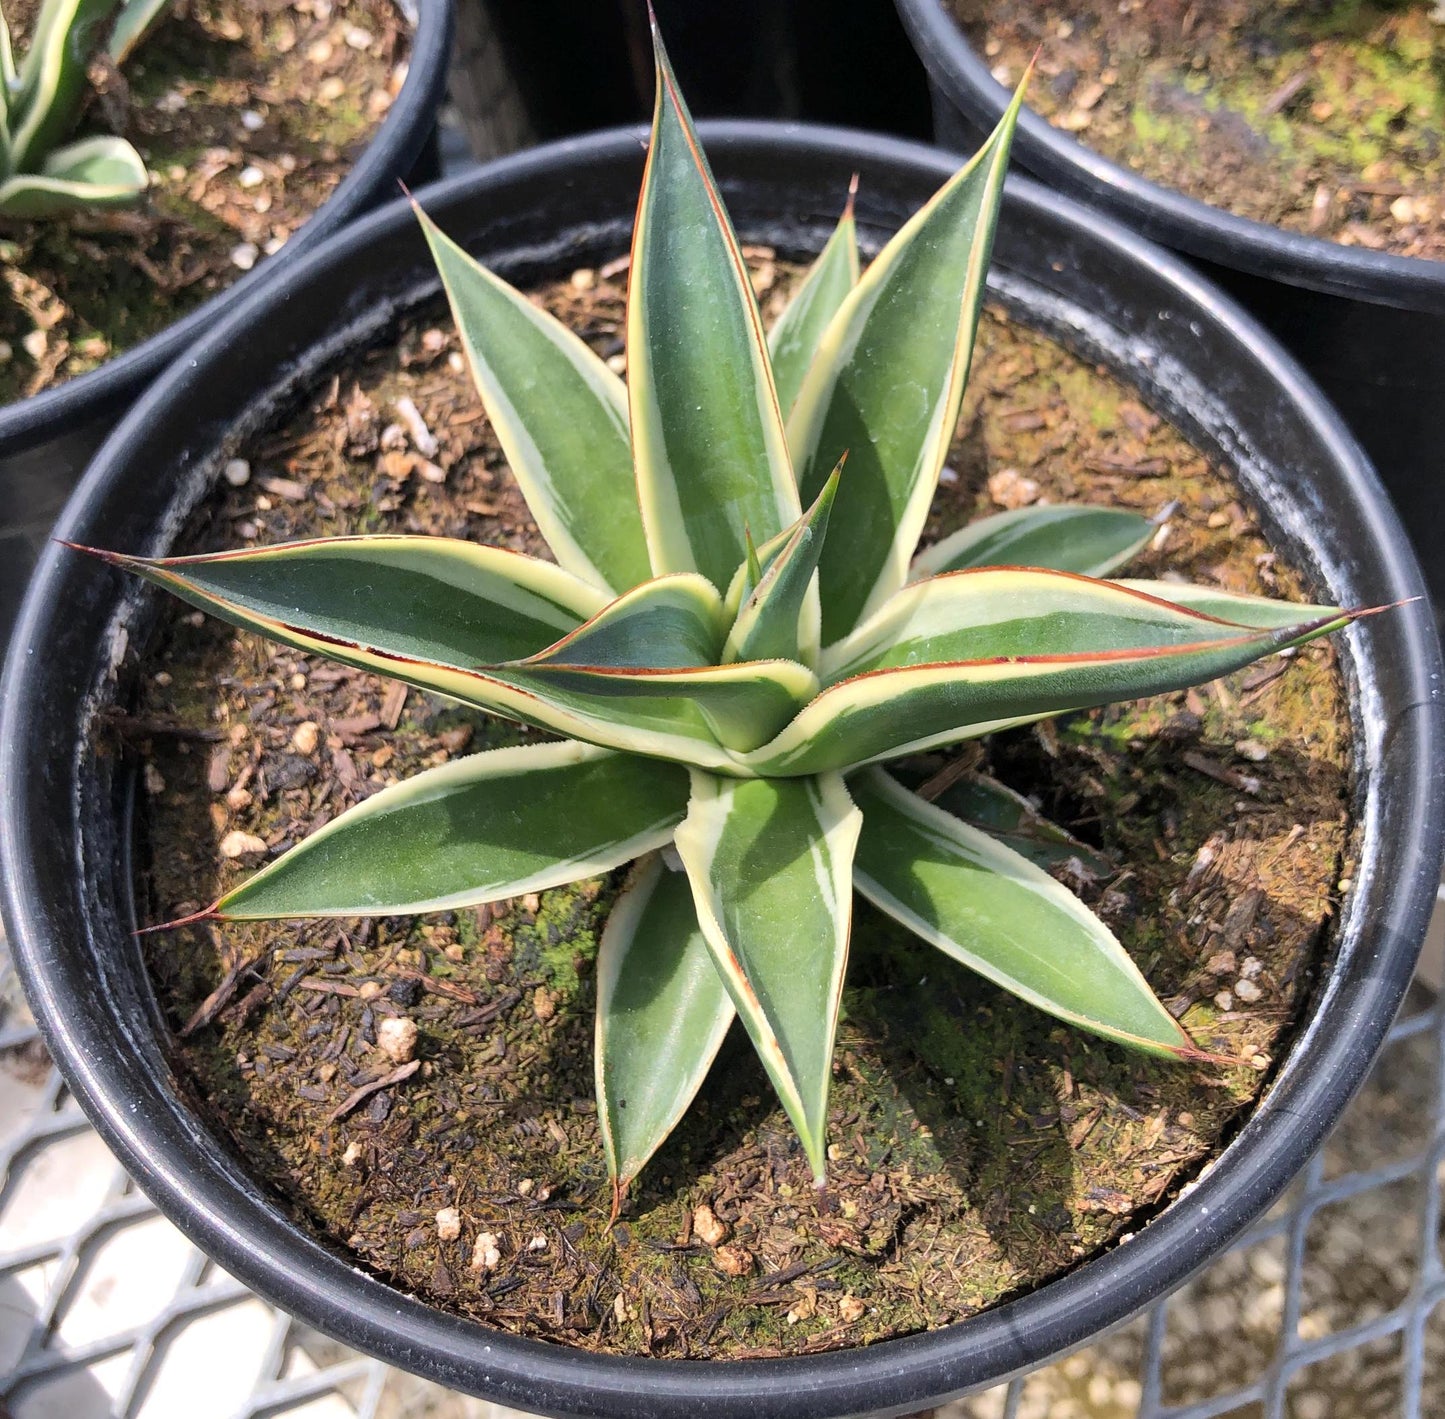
[
  {"xmin": 108, "ymin": 0, "xmax": 169, "ymax": 63},
  {"xmin": 787, "ymin": 77, "xmax": 1028, "ymax": 644},
  {"xmin": 628, "ymin": 19, "xmax": 799, "ymax": 588},
  {"xmin": 0, "ymin": 135, "xmax": 148, "ymax": 217},
  {"xmin": 86, "ymin": 536, "xmax": 609, "ymax": 668},
  {"xmin": 888, "ymin": 764, "xmax": 1110, "ymax": 877},
  {"xmin": 767, "ymin": 181, "xmax": 860, "ymax": 418},
  {"xmin": 596, "ymin": 853, "xmax": 735, "ymax": 1195},
  {"xmin": 1114, "ymin": 580, "xmax": 1336, "ymax": 628},
  {"xmin": 743, "ymin": 598, "xmax": 1354, "ymax": 777},
  {"xmin": 497, "ymin": 658, "xmax": 817, "ymax": 757},
  {"xmin": 722, "ymin": 462, "xmax": 840, "ymax": 669},
  {"xmin": 208, "ymin": 741, "xmax": 688, "ymax": 920},
  {"xmin": 11, "ymin": 0, "xmax": 117, "ymax": 171},
  {"xmin": 415, "ymin": 203, "xmax": 650, "ymax": 594},
  {"xmin": 913, "ymin": 505, "xmax": 1154, "ymax": 580},
  {"xmin": 821, "ymin": 569, "xmax": 1338, "ymax": 683},
  {"xmin": 523, "ymin": 573, "xmax": 725, "ymax": 669},
  {"xmin": 674, "ymin": 771, "xmax": 861, "ymax": 1181},
  {"xmin": 851, "ymin": 769, "xmax": 1192, "ymax": 1055},
  {"xmin": 82, "ymin": 539, "xmax": 763, "ymax": 769}
]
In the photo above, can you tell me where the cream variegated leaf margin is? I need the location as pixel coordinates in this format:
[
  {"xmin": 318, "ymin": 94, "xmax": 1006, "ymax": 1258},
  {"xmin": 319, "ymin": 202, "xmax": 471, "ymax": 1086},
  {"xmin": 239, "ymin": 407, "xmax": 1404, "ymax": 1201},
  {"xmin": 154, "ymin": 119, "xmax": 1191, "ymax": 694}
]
[
  {"xmin": 207, "ymin": 742, "xmax": 691, "ymax": 919},
  {"xmin": 674, "ymin": 770, "xmax": 861, "ymax": 1181},
  {"xmin": 415, "ymin": 202, "xmax": 651, "ymax": 595},
  {"xmin": 850, "ymin": 769, "xmax": 1193, "ymax": 1056},
  {"xmin": 596, "ymin": 854, "xmax": 736, "ymax": 1204},
  {"xmin": 787, "ymin": 75, "xmax": 1029, "ymax": 644},
  {"xmin": 628, "ymin": 18, "xmax": 799, "ymax": 588},
  {"xmin": 1112, "ymin": 580, "xmax": 1338, "ymax": 627},
  {"xmin": 767, "ymin": 179, "xmax": 860, "ymax": 418}
]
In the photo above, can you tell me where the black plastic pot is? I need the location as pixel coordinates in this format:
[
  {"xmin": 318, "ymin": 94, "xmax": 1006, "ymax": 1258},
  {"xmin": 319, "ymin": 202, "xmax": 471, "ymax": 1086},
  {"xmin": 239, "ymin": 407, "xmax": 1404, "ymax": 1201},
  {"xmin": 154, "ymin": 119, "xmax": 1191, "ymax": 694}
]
[
  {"xmin": 2, "ymin": 124, "xmax": 1441, "ymax": 1418},
  {"xmin": 0, "ymin": 0, "xmax": 454, "ymax": 648},
  {"xmin": 893, "ymin": 0, "xmax": 1445, "ymax": 623}
]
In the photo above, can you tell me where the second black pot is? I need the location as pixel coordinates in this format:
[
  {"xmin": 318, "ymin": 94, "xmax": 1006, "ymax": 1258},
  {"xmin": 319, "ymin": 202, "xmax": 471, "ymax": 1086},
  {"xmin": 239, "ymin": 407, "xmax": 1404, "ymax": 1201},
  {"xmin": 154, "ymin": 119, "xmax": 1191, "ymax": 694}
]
[
  {"xmin": 2, "ymin": 124, "xmax": 1441, "ymax": 1418},
  {"xmin": 894, "ymin": 0, "xmax": 1445, "ymax": 625},
  {"xmin": 0, "ymin": 0, "xmax": 454, "ymax": 649}
]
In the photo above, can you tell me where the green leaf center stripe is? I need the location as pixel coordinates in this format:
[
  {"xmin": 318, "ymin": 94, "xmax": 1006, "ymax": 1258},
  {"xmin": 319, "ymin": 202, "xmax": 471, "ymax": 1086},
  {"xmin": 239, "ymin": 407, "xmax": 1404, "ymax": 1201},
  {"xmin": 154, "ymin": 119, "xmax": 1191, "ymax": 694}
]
[
  {"xmin": 416, "ymin": 204, "xmax": 651, "ymax": 594},
  {"xmin": 213, "ymin": 741, "xmax": 691, "ymax": 920},
  {"xmin": 674, "ymin": 771, "xmax": 861, "ymax": 1180},
  {"xmin": 628, "ymin": 22, "xmax": 799, "ymax": 587},
  {"xmin": 519, "ymin": 573, "xmax": 726, "ymax": 669},
  {"xmin": 595, "ymin": 854, "xmax": 736, "ymax": 1197},
  {"xmin": 911, "ymin": 505, "xmax": 1155, "ymax": 580},
  {"xmin": 850, "ymin": 770, "xmax": 1191, "ymax": 1056},
  {"xmin": 822, "ymin": 567, "xmax": 1271, "ymax": 683},
  {"xmin": 105, "ymin": 535, "xmax": 609, "ymax": 664}
]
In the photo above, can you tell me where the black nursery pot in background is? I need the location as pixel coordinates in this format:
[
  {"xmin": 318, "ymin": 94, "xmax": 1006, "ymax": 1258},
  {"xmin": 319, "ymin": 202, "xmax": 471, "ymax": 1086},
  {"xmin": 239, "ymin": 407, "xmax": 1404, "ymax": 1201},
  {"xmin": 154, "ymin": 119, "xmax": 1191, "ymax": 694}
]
[
  {"xmin": 893, "ymin": 0, "xmax": 1445, "ymax": 625},
  {"xmin": 2, "ymin": 125, "xmax": 1442, "ymax": 1417},
  {"xmin": 0, "ymin": 0, "xmax": 454, "ymax": 650}
]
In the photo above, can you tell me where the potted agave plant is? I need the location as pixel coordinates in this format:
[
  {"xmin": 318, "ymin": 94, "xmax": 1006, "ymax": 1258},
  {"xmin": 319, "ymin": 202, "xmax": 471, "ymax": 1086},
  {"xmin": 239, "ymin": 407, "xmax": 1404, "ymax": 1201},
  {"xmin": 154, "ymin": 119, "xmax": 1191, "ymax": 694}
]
[
  {"xmin": 0, "ymin": 0, "xmax": 452, "ymax": 645},
  {"xmin": 2, "ymin": 17, "xmax": 1440, "ymax": 1417}
]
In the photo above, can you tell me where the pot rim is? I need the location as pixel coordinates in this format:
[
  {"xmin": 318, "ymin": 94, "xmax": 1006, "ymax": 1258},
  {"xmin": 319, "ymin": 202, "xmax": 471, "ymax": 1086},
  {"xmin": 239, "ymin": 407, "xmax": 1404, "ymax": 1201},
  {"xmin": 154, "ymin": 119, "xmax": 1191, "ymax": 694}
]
[
  {"xmin": 893, "ymin": 0, "xmax": 1445, "ymax": 315},
  {"xmin": 3, "ymin": 120, "xmax": 1442, "ymax": 1418},
  {"xmin": 0, "ymin": 0, "xmax": 454, "ymax": 457}
]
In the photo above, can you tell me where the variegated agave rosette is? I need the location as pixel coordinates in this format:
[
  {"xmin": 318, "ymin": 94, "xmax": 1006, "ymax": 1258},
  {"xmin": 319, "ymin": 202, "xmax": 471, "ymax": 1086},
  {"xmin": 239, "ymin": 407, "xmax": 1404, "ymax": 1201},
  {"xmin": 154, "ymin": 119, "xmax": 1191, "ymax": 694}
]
[
  {"xmin": 0, "ymin": 0, "xmax": 167, "ymax": 218},
  {"xmin": 92, "ymin": 24, "xmax": 1366, "ymax": 1211}
]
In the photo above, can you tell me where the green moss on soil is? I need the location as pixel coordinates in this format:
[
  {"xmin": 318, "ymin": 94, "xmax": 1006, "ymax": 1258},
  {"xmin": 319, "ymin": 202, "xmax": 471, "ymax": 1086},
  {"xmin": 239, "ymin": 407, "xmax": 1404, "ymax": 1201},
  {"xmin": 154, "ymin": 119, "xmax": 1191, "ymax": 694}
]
[
  {"xmin": 956, "ymin": 0, "xmax": 1445, "ymax": 257},
  {"xmin": 121, "ymin": 260, "xmax": 1353, "ymax": 1358}
]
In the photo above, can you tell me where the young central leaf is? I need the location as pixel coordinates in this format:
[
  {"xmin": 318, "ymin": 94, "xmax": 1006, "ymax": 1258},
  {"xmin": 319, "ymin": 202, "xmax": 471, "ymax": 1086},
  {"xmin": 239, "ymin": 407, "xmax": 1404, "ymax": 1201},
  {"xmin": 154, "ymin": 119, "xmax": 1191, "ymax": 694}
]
[{"xmin": 628, "ymin": 19, "xmax": 799, "ymax": 588}]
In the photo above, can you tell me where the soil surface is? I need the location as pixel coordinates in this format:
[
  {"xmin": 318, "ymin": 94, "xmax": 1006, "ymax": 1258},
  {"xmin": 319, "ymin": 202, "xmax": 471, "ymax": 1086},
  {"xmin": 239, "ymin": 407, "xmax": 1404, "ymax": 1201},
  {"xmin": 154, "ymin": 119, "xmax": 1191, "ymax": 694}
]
[
  {"xmin": 0, "ymin": 0, "xmax": 409, "ymax": 404},
  {"xmin": 956, "ymin": 0, "xmax": 1445, "ymax": 258},
  {"xmin": 119, "ymin": 255, "xmax": 1354, "ymax": 1359}
]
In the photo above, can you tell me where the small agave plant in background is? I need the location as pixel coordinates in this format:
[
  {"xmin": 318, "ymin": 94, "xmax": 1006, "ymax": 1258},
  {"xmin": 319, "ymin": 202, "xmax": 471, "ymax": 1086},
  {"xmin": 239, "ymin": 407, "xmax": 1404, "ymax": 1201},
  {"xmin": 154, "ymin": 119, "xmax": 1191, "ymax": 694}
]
[
  {"xmin": 0, "ymin": 0, "xmax": 167, "ymax": 218},
  {"xmin": 88, "ymin": 20, "xmax": 1366, "ymax": 1214}
]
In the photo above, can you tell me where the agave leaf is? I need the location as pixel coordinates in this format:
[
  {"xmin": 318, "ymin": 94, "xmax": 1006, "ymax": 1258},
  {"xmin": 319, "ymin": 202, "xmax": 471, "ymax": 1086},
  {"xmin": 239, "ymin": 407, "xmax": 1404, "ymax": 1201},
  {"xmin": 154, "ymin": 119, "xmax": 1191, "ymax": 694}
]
[
  {"xmin": 84, "ymin": 536, "xmax": 610, "ymax": 667},
  {"xmin": 787, "ymin": 77, "xmax": 1028, "ymax": 644},
  {"xmin": 913, "ymin": 505, "xmax": 1154, "ymax": 580},
  {"xmin": 628, "ymin": 18, "xmax": 799, "ymax": 588},
  {"xmin": 1, "ymin": 10, "xmax": 15, "ymax": 90},
  {"xmin": 850, "ymin": 769, "xmax": 1192, "ymax": 1056},
  {"xmin": 522, "ymin": 573, "xmax": 726, "ymax": 670},
  {"xmin": 674, "ymin": 770, "xmax": 861, "ymax": 1181},
  {"xmin": 888, "ymin": 763, "xmax": 1110, "ymax": 877},
  {"xmin": 81, "ymin": 539, "xmax": 764, "ymax": 769},
  {"xmin": 743, "ymin": 601, "xmax": 1356, "ymax": 777},
  {"xmin": 1113, "ymin": 580, "xmax": 1337, "ymax": 627},
  {"xmin": 820, "ymin": 568, "xmax": 1314, "ymax": 684},
  {"xmin": 202, "ymin": 741, "xmax": 688, "ymax": 920},
  {"xmin": 108, "ymin": 0, "xmax": 169, "ymax": 64},
  {"xmin": 495, "ymin": 658, "xmax": 817, "ymax": 757},
  {"xmin": 11, "ymin": 0, "xmax": 119, "ymax": 171},
  {"xmin": 722, "ymin": 462, "xmax": 840, "ymax": 669},
  {"xmin": 414, "ymin": 202, "xmax": 650, "ymax": 595},
  {"xmin": 0, "ymin": 134, "xmax": 147, "ymax": 216},
  {"xmin": 596, "ymin": 853, "xmax": 735, "ymax": 1197},
  {"xmin": 767, "ymin": 180, "xmax": 860, "ymax": 418}
]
